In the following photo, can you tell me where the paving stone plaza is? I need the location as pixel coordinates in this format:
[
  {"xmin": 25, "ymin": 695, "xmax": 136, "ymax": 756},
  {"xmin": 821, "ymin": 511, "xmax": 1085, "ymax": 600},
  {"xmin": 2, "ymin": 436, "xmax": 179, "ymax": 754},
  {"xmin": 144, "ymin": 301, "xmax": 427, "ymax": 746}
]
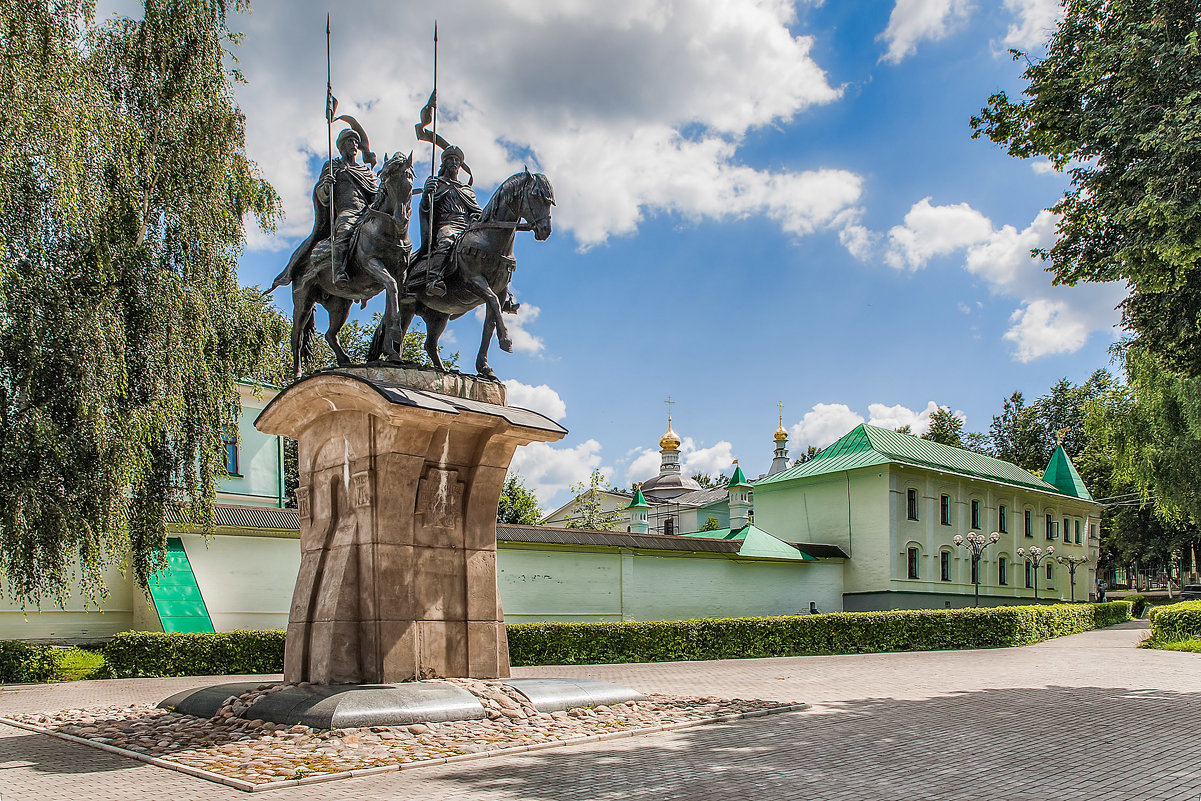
[{"xmin": 2, "ymin": 620, "xmax": 1198, "ymax": 800}]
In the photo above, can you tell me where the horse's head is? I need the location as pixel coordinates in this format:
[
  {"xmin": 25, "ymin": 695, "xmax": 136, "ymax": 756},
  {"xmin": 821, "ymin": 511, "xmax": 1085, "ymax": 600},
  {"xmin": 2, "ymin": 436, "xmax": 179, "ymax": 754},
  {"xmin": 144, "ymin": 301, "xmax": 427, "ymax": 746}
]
[
  {"xmin": 378, "ymin": 150, "xmax": 415, "ymax": 194},
  {"xmin": 518, "ymin": 168, "xmax": 554, "ymax": 241}
]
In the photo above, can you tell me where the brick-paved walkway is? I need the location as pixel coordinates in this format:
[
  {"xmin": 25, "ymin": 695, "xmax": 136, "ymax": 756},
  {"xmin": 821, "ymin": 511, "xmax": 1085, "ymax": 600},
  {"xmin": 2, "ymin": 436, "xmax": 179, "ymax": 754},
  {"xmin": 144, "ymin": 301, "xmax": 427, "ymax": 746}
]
[{"xmin": 2, "ymin": 621, "xmax": 1197, "ymax": 800}]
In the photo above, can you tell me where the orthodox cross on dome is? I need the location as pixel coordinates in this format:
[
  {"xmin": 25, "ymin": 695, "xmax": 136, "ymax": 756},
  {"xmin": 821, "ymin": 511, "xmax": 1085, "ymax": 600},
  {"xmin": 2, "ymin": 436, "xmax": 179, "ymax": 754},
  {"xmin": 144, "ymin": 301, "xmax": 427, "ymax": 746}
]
[
  {"xmin": 665, "ymin": 395, "xmax": 674, "ymax": 422},
  {"xmin": 778, "ymin": 401, "xmax": 784, "ymax": 427}
]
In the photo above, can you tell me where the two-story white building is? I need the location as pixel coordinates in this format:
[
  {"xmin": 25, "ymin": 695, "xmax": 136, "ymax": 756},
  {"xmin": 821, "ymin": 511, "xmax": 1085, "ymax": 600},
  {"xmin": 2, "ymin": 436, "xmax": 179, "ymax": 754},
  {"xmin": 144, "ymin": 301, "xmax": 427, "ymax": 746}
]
[{"xmin": 753, "ymin": 424, "xmax": 1102, "ymax": 610}]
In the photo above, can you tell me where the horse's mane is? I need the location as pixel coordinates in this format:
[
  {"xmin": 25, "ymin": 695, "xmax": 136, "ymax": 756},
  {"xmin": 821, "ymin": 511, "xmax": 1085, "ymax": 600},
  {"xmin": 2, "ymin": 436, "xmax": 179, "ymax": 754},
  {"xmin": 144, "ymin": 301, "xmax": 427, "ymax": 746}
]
[
  {"xmin": 479, "ymin": 171, "xmax": 552, "ymax": 220},
  {"xmin": 478, "ymin": 172, "xmax": 526, "ymax": 221}
]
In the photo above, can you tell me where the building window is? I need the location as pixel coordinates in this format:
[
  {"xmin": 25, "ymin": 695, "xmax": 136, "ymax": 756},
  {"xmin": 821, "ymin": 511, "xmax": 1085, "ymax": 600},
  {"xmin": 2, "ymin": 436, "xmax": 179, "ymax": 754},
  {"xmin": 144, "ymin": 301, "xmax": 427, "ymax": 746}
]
[
  {"xmin": 941, "ymin": 551, "xmax": 951, "ymax": 581},
  {"xmin": 999, "ymin": 556, "xmax": 1008, "ymax": 586},
  {"xmin": 663, "ymin": 518, "xmax": 674, "ymax": 536},
  {"xmin": 970, "ymin": 500, "xmax": 981, "ymax": 530},
  {"xmin": 1024, "ymin": 509, "xmax": 1033, "ymax": 538},
  {"xmin": 223, "ymin": 436, "xmax": 239, "ymax": 475},
  {"xmin": 1046, "ymin": 562, "xmax": 1054, "ymax": 581},
  {"xmin": 999, "ymin": 505, "xmax": 1007, "ymax": 533},
  {"xmin": 1075, "ymin": 520, "xmax": 1082, "ymax": 544},
  {"xmin": 1025, "ymin": 561, "xmax": 1033, "ymax": 588},
  {"xmin": 1090, "ymin": 523, "xmax": 1098, "ymax": 540},
  {"xmin": 1045, "ymin": 514, "xmax": 1054, "ymax": 540},
  {"xmin": 907, "ymin": 488, "xmax": 919, "ymax": 521},
  {"xmin": 940, "ymin": 495, "xmax": 951, "ymax": 525},
  {"xmin": 907, "ymin": 547, "xmax": 919, "ymax": 579},
  {"xmin": 1063, "ymin": 517, "xmax": 1070, "ymax": 543}
]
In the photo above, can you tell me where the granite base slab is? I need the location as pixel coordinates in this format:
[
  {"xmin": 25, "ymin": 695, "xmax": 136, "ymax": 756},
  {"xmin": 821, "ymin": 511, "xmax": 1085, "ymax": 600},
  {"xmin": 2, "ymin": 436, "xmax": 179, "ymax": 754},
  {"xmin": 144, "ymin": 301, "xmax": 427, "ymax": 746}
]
[{"xmin": 160, "ymin": 678, "xmax": 644, "ymax": 729}]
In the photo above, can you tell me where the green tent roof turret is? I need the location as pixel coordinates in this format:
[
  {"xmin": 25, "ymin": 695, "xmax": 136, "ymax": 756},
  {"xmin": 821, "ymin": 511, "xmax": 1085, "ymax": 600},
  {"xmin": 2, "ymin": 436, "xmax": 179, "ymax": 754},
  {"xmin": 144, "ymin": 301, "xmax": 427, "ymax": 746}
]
[
  {"xmin": 626, "ymin": 486, "xmax": 649, "ymax": 509},
  {"xmin": 728, "ymin": 463, "xmax": 751, "ymax": 488},
  {"xmin": 1042, "ymin": 444, "xmax": 1093, "ymax": 500}
]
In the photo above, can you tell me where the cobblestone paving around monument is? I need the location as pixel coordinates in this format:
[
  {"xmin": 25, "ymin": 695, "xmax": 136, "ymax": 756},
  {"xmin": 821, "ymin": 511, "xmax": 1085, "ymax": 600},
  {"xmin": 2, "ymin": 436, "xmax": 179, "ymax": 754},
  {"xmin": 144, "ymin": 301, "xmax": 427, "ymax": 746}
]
[
  {"xmin": 3, "ymin": 621, "xmax": 1200, "ymax": 800},
  {"xmin": 3, "ymin": 684, "xmax": 794, "ymax": 789}
]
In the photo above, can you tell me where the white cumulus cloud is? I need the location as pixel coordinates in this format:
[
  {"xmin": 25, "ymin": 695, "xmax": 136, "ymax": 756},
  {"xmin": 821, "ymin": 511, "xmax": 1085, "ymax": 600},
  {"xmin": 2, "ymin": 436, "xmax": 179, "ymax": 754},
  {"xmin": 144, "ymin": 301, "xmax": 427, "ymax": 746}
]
[
  {"xmin": 502, "ymin": 379, "xmax": 566, "ymax": 421},
  {"xmin": 509, "ymin": 439, "xmax": 605, "ymax": 507},
  {"xmin": 884, "ymin": 200, "xmax": 1122, "ymax": 361},
  {"xmin": 788, "ymin": 399, "xmax": 961, "ymax": 450},
  {"xmin": 789, "ymin": 403, "xmax": 866, "ymax": 450},
  {"xmin": 622, "ymin": 436, "xmax": 737, "ymax": 485},
  {"xmin": 879, "ymin": 0, "xmax": 971, "ymax": 64},
  {"xmin": 884, "ymin": 198, "xmax": 994, "ymax": 270},
  {"xmin": 232, "ymin": 0, "xmax": 859, "ymax": 254},
  {"xmin": 1003, "ymin": 0, "xmax": 1063, "ymax": 49}
]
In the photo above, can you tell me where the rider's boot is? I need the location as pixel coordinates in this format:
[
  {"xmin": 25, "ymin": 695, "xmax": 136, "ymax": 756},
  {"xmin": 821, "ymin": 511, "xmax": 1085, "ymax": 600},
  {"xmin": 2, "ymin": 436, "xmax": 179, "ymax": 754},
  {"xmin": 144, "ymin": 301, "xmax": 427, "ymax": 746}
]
[{"xmin": 427, "ymin": 278, "xmax": 447, "ymax": 297}]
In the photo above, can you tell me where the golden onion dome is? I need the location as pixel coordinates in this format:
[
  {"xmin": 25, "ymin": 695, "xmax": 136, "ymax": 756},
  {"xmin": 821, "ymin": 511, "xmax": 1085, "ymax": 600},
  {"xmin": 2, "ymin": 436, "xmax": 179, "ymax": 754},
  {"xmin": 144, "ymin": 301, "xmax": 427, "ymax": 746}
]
[
  {"xmin": 774, "ymin": 423, "xmax": 789, "ymax": 442},
  {"xmin": 659, "ymin": 417, "xmax": 682, "ymax": 450}
]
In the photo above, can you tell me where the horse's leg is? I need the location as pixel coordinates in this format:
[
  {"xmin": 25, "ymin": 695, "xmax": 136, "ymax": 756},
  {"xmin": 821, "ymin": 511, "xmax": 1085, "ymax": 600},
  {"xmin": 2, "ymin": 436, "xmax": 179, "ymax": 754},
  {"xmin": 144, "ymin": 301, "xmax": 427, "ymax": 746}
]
[
  {"xmin": 325, "ymin": 295, "xmax": 353, "ymax": 366},
  {"xmin": 476, "ymin": 303, "xmax": 499, "ymax": 379},
  {"xmin": 423, "ymin": 311, "xmax": 449, "ymax": 371},
  {"xmin": 360, "ymin": 255, "xmax": 401, "ymax": 358},
  {"xmin": 461, "ymin": 273, "xmax": 511, "ymax": 351},
  {"xmin": 291, "ymin": 281, "xmax": 317, "ymax": 379}
]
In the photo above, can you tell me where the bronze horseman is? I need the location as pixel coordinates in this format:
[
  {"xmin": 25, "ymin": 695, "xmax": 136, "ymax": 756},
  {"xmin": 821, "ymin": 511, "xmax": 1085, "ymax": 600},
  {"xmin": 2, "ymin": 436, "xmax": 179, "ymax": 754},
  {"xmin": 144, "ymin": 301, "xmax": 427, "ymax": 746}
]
[
  {"xmin": 415, "ymin": 145, "xmax": 481, "ymax": 297},
  {"xmin": 271, "ymin": 118, "xmax": 378, "ymax": 291}
]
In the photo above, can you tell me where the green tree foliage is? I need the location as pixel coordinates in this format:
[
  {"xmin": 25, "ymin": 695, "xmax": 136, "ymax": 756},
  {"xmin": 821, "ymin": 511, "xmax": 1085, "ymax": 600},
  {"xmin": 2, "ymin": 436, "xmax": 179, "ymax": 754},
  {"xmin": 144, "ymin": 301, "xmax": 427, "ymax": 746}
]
[
  {"xmin": 983, "ymin": 372, "xmax": 1114, "ymax": 481},
  {"xmin": 971, "ymin": 0, "xmax": 1201, "ymax": 374},
  {"xmin": 564, "ymin": 469, "xmax": 622, "ymax": 531},
  {"xmin": 699, "ymin": 516, "xmax": 721, "ymax": 531},
  {"xmin": 690, "ymin": 473, "xmax": 730, "ymax": 489},
  {"xmin": 922, "ymin": 407, "xmax": 964, "ymax": 447},
  {"xmin": 0, "ymin": 1, "xmax": 286, "ymax": 605},
  {"xmin": 793, "ymin": 444, "xmax": 822, "ymax": 465},
  {"xmin": 1084, "ymin": 352, "xmax": 1201, "ymax": 587},
  {"xmin": 497, "ymin": 472, "xmax": 542, "ymax": 525}
]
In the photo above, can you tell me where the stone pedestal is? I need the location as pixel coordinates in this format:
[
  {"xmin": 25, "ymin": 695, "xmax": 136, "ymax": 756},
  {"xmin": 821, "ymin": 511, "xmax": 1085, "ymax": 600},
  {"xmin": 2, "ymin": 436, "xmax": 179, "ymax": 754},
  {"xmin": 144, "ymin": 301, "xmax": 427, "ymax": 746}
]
[{"xmin": 255, "ymin": 367, "xmax": 565, "ymax": 684}]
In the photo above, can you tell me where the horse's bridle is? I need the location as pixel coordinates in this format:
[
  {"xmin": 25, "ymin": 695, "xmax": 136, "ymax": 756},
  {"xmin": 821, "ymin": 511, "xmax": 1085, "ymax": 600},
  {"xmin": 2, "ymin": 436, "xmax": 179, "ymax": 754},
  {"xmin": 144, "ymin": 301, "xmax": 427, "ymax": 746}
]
[{"xmin": 468, "ymin": 177, "xmax": 551, "ymax": 233}]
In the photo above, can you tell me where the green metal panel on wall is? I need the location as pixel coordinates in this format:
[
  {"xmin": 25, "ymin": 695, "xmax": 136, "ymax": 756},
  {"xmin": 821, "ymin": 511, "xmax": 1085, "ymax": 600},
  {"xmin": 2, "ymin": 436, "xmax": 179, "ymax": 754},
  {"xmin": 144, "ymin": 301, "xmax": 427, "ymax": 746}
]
[{"xmin": 148, "ymin": 538, "xmax": 215, "ymax": 633}]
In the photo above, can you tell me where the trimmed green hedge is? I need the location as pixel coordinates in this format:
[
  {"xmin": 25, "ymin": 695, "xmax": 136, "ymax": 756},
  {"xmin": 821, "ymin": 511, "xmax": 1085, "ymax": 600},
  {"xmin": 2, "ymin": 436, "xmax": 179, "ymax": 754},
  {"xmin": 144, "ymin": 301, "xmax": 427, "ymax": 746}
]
[
  {"xmin": 507, "ymin": 602, "xmax": 1132, "ymax": 666},
  {"xmin": 95, "ymin": 602, "xmax": 1132, "ymax": 678},
  {"xmin": 1149, "ymin": 600, "xmax": 1201, "ymax": 641},
  {"xmin": 0, "ymin": 640, "xmax": 60, "ymax": 683},
  {"xmin": 1124, "ymin": 594, "xmax": 1148, "ymax": 618},
  {"xmin": 104, "ymin": 630, "xmax": 285, "ymax": 679}
]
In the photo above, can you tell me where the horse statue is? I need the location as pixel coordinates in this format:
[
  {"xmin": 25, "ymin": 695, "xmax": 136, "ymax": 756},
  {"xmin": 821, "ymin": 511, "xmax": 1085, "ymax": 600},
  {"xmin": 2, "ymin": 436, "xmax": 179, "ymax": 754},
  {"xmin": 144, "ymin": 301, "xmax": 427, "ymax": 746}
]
[
  {"xmin": 273, "ymin": 151, "xmax": 415, "ymax": 378},
  {"xmin": 368, "ymin": 168, "xmax": 554, "ymax": 379}
]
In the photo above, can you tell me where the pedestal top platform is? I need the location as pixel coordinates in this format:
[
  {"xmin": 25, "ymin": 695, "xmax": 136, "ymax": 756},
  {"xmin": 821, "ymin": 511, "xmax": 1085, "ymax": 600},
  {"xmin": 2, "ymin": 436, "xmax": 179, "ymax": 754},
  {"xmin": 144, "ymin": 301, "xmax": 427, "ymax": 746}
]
[{"xmin": 256, "ymin": 367, "xmax": 567, "ymax": 439}]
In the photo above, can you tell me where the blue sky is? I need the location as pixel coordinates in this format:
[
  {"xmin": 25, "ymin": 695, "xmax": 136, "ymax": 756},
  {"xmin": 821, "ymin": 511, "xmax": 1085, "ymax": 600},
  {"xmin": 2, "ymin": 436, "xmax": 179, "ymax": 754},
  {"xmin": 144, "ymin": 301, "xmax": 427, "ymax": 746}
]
[{"xmin": 224, "ymin": 0, "xmax": 1120, "ymax": 509}]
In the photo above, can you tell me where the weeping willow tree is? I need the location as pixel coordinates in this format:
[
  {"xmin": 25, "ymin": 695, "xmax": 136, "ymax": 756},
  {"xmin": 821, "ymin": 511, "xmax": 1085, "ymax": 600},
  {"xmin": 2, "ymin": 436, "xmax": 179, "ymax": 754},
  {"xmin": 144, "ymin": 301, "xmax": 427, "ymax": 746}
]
[{"xmin": 0, "ymin": 0, "xmax": 287, "ymax": 606}]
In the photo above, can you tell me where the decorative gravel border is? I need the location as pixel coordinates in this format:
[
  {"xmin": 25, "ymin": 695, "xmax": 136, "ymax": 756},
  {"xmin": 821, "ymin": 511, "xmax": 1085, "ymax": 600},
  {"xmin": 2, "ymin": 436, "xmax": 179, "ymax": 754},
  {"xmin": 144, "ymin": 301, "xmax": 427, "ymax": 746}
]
[{"xmin": 1, "ymin": 698, "xmax": 808, "ymax": 793}]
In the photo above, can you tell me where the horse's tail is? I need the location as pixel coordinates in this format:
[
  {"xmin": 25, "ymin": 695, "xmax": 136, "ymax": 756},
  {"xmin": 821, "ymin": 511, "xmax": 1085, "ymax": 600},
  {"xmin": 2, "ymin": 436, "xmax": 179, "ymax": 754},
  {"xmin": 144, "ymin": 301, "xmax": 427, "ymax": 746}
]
[
  {"xmin": 366, "ymin": 316, "xmax": 386, "ymax": 361},
  {"xmin": 298, "ymin": 309, "xmax": 317, "ymax": 362}
]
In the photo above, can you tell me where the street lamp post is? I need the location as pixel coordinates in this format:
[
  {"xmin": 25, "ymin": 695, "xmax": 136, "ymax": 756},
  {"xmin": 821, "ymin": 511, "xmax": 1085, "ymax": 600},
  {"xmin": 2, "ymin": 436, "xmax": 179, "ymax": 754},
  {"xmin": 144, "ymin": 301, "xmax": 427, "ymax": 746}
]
[
  {"xmin": 954, "ymin": 531, "xmax": 1001, "ymax": 607},
  {"xmin": 1056, "ymin": 554, "xmax": 1090, "ymax": 602},
  {"xmin": 1018, "ymin": 545, "xmax": 1055, "ymax": 602}
]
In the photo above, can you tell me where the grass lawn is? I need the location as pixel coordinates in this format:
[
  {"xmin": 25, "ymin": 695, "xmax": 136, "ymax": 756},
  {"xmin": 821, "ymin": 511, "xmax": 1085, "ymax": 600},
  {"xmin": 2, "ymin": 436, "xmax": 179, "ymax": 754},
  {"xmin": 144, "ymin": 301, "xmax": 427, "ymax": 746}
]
[
  {"xmin": 1142, "ymin": 637, "xmax": 1201, "ymax": 653},
  {"xmin": 54, "ymin": 647, "xmax": 107, "ymax": 681}
]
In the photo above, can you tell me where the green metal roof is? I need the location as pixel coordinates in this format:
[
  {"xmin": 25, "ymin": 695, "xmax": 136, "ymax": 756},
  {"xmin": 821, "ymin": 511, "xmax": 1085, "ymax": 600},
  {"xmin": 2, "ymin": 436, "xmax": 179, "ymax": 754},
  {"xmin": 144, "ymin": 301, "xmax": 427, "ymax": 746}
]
[
  {"xmin": 685, "ymin": 524, "xmax": 817, "ymax": 561},
  {"xmin": 625, "ymin": 486, "xmax": 649, "ymax": 509},
  {"xmin": 728, "ymin": 464, "xmax": 750, "ymax": 488},
  {"xmin": 1042, "ymin": 445, "xmax": 1093, "ymax": 500},
  {"xmin": 755, "ymin": 424, "xmax": 1081, "ymax": 497}
]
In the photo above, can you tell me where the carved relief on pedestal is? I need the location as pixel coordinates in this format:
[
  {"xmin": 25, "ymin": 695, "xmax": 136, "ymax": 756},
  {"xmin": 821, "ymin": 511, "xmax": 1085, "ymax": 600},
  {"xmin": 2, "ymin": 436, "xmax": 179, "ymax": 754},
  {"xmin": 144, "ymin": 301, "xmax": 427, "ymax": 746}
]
[
  {"xmin": 296, "ymin": 486, "xmax": 311, "ymax": 521},
  {"xmin": 351, "ymin": 470, "xmax": 372, "ymax": 508},
  {"xmin": 417, "ymin": 467, "xmax": 464, "ymax": 529}
]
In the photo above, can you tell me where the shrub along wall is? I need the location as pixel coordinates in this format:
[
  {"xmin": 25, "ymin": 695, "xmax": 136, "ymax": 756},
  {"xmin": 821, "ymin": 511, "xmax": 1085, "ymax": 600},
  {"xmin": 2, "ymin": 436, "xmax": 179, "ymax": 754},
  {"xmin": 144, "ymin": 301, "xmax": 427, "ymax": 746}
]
[
  {"xmin": 103, "ymin": 630, "xmax": 285, "ymax": 679},
  {"xmin": 1149, "ymin": 600, "xmax": 1201, "ymax": 641},
  {"xmin": 507, "ymin": 601, "xmax": 1132, "ymax": 666},
  {"xmin": 0, "ymin": 640, "xmax": 59, "ymax": 683},
  {"xmin": 91, "ymin": 602, "xmax": 1132, "ymax": 678}
]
